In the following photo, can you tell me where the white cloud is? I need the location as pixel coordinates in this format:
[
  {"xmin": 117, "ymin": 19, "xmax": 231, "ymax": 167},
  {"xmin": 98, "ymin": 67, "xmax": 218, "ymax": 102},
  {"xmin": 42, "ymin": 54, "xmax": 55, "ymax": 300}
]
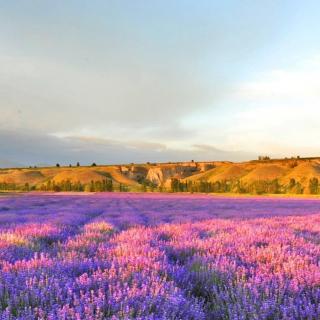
[
  {"xmin": 237, "ymin": 58, "xmax": 320, "ymax": 103},
  {"xmin": 223, "ymin": 56, "xmax": 320, "ymax": 155}
]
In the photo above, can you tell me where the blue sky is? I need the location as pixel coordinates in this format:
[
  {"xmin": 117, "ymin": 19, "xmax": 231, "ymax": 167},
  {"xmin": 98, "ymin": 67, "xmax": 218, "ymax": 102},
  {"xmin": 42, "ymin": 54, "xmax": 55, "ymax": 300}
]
[{"xmin": 1, "ymin": 1, "xmax": 320, "ymax": 166}]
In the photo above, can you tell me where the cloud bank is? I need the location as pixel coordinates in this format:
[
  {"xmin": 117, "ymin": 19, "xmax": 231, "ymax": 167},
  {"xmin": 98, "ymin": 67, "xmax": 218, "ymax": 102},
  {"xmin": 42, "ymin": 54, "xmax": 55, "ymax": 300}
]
[{"xmin": 0, "ymin": 129, "xmax": 256, "ymax": 167}]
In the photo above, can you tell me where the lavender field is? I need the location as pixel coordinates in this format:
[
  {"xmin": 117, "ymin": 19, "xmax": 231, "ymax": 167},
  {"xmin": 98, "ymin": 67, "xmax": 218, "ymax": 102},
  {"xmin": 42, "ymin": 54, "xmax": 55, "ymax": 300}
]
[{"xmin": 1, "ymin": 193, "xmax": 320, "ymax": 319}]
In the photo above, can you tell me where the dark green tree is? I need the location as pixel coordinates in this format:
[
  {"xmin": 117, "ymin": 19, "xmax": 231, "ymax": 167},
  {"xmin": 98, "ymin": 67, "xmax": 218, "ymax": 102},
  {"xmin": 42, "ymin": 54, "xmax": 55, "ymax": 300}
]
[{"xmin": 309, "ymin": 178, "xmax": 319, "ymax": 194}]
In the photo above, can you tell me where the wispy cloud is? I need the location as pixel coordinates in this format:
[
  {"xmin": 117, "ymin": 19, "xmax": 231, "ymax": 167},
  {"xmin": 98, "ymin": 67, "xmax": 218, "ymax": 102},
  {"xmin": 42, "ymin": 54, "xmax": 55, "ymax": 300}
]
[
  {"xmin": 0, "ymin": 129, "xmax": 256, "ymax": 166},
  {"xmin": 238, "ymin": 61, "xmax": 320, "ymax": 103},
  {"xmin": 222, "ymin": 56, "xmax": 320, "ymax": 155}
]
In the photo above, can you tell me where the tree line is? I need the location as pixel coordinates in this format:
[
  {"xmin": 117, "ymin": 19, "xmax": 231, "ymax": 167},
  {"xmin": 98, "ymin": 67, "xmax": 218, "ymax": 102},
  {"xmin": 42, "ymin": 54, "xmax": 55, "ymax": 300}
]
[
  {"xmin": 2, "ymin": 177, "xmax": 320, "ymax": 195},
  {"xmin": 39, "ymin": 179, "xmax": 113, "ymax": 192},
  {"xmin": 169, "ymin": 178, "xmax": 308, "ymax": 195},
  {"xmin": 0, "ymin": 182, "xmax": 34, "ymax": 192}
]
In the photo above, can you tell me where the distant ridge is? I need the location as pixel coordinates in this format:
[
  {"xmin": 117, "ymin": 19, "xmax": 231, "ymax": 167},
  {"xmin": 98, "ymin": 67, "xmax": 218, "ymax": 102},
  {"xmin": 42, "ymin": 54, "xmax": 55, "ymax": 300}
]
[{"xmin": 1, "ymin": 156, "xmax": 320, "ymax": 194}]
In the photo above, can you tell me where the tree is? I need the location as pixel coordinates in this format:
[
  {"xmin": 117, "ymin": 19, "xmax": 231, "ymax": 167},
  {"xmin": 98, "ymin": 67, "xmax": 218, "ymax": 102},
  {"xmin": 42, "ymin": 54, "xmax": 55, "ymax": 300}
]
[
  {"xmin": 258, "ymin": 156, "xmax": 271, "ymax": 161},
  {"xmin": 170, "ymin": 179, "xmax": 179, "ymax": 192},
  {"xmin": 77, "ymin": 162, "xmax": 80, "ymax": 167},
  {"xmin": 141, "ymin": 180, "xmax": 148, "ymax": 192},
  {"xmin": 309, "ymin": 178, "xmax": 319, "ymax": 194},
  {"xmin": 293, "ymin": 182, "xmax": 304, "ymax": 194},
  {"xmin": 231, "ymin": 180, "xmax": 245, "ymax": 193},
  {"xmin": 268, "ymin": 179, "xmax": 280, "ymax": 194},
  {"xmin": 56, "ymin": 163, "xmax": 60, "ymax": 167},
  {"xmin": 287, "ymin": 178, "xmax": 296, "ymax": 193},
  {"xmin": 91, "ymin": 162, "xmax": 97, "ymax": 167}
]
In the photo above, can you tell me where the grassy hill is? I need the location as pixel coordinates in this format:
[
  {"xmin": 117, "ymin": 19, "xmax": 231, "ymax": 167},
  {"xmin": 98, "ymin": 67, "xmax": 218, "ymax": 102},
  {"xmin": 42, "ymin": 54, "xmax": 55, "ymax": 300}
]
[{"xmin": 2, "ymin": 157, "xmax": 320, "ymax": 194}]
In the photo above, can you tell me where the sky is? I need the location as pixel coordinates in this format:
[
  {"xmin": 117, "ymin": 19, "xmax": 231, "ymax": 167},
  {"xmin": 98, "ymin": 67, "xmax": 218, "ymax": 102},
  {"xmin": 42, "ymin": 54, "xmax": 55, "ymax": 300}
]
[{"xmin": 1, "ymin": 0, "xmax": 320, "ymax": 166}]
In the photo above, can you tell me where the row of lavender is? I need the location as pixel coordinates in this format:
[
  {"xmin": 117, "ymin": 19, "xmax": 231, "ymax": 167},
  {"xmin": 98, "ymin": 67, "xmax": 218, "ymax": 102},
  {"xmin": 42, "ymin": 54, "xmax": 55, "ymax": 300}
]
[
  {"xmin": 1, "ymin": 216, "xmax": 320, "ymax": 318},
  {"xmin": 2, "ymin": 193, "xmax": 320, "ymax": 226}
]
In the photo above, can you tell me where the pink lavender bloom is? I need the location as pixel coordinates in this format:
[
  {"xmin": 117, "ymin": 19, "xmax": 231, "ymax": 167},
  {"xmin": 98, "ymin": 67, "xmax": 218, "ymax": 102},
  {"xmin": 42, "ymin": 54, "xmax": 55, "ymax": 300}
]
[{"xmin": 1, "ymin": 193, "xmax": 320, "ymax": 319}]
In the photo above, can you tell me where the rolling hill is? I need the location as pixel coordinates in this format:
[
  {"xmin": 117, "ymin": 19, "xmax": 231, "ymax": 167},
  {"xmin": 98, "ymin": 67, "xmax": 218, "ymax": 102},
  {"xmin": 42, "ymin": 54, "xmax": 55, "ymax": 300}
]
[{"xmin": 2, "ymin": 157, "xmax": 320, "ymax": 194}]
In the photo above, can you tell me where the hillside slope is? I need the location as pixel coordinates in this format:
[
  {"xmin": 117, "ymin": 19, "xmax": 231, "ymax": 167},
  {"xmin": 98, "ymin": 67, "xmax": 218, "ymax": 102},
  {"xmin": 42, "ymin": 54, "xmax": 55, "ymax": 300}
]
[{"xmin": 2, "ymin": 157, "xmax": 320, "ymax": 194}]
